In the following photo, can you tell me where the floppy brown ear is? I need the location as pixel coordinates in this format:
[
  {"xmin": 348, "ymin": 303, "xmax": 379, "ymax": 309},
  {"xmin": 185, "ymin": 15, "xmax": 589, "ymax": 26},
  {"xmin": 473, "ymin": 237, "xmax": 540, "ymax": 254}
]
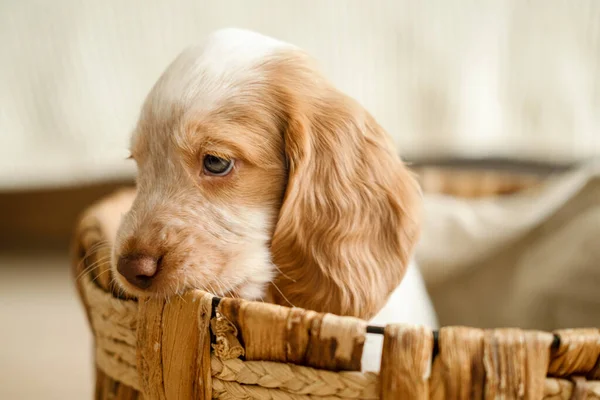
[{"xmin": 269, "ymin": 80, "xmax": 421, "ymax": 320}]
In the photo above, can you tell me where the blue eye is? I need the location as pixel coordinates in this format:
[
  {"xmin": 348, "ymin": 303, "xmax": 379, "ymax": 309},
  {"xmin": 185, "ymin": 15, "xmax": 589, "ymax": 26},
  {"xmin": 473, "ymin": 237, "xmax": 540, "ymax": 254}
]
[{"xmin": 203, "ymin": 155, "xmax": 234, "ymax": 176}]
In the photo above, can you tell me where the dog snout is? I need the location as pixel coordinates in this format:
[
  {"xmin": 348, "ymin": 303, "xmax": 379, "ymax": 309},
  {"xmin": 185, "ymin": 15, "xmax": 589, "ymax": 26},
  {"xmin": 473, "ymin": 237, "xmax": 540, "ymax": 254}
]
[{"xmin": 117, "ymin": 254, "xmax": 161, "ymax": 290}]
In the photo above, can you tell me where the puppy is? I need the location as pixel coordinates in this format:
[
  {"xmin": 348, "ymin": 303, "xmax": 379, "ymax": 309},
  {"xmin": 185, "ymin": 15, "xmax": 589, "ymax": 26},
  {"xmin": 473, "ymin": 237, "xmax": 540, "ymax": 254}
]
[{"xmin": 113, "ymin": 28, "xmax": 437, "ymax": 371}]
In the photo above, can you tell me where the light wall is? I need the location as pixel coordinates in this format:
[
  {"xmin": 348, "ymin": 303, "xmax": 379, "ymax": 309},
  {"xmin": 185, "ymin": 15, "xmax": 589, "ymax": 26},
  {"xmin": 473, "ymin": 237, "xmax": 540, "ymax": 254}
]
[{"xmin": 1, "ymin": 0, "xmax": 599, "ymax": 190}]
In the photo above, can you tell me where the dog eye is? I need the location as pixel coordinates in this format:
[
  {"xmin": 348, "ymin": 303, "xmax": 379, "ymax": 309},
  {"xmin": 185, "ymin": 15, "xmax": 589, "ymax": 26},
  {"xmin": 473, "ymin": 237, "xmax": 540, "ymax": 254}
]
[{"xmin": 203, "ymin": 155, "xmax": 234, "ymax": 176}]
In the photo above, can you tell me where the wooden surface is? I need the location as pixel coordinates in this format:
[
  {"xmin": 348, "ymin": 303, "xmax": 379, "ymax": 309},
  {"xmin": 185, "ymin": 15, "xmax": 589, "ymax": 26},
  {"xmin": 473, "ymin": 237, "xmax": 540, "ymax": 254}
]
[
  {"xmin": 482, "ymin": 329, "xmax": 553, "ymax": 399},
  {"xmin": 136, "ymin": 292, "xmax": 214, "ymax": 399},
  {"xmin": 380, "ymin": 325, "xmax": 433, "ymax": 399},
  {"xmin": 216, "ymin": 297, "xmax": 367, "ymax": 371},
  {"xmin": 429, "ymin": 327, "xmax": 485, "ymax": 399}
]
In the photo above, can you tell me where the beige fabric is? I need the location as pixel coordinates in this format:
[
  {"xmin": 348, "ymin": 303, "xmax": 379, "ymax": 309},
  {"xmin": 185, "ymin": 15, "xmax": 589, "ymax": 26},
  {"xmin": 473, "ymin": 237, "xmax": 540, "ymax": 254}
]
[
  {"xmin": 2, "ymin": 1, "xmax": 600, "ymax": 190},
  {"xmin": 417, "ymin": 160, "xmax": 600, "ymax": 330}
]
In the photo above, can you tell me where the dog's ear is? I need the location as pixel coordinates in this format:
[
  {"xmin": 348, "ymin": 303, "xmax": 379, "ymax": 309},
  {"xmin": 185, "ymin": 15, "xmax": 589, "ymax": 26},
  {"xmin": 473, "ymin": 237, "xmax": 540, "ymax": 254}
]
[{"xmin": 269, "ymin": 76, "xmax": 421, "ymax": 319}]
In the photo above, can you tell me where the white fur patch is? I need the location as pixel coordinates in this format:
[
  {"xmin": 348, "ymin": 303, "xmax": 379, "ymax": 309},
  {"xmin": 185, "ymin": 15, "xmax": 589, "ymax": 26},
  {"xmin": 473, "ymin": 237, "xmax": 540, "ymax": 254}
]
[
  {"xmin": 220, "ymin": 207, "xmax": 276, "ymax": 300},
  {"xmin": 199, "ymin": 28, "xmax": 292, "ymax": 75},
  {"xmin": 147, "ymin": 28, "xmax": 293, "ymax": 117}
]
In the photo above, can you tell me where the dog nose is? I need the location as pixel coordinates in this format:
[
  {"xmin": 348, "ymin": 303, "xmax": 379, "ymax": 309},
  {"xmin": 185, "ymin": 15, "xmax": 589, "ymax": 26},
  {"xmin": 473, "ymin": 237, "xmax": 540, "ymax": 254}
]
[{"xmin": 117, "ymin": 254, "xmax": 159, "ymax": 289}]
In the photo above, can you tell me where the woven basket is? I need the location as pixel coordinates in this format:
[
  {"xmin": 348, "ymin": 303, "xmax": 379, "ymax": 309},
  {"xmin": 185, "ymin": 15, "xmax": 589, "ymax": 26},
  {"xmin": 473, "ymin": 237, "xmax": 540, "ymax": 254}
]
[
  {"xmin": 72, "ymin": 168, "xmax": 599, "ymax": 400},
  {"xmin": 410, "ymin": 157, "xmax": 571, "ymax": 198}
]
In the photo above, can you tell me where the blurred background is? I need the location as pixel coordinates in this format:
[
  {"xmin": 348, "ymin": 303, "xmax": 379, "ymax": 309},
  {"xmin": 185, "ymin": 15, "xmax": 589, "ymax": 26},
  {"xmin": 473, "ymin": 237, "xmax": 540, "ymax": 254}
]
[{"xmin": 1, "ymin": 1, "xmax": 599, "ymax": 398}]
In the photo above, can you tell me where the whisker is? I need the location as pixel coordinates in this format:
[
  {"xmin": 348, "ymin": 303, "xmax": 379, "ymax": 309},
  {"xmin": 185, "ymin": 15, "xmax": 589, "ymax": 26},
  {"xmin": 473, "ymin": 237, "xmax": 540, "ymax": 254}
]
[
  {"xmin": 90, "ymin": 268, "xmax": 112, "ymax": 284},
  {"xmin": 271, "ymin": 264, "xmax": 297, "ymax": 283},
  {"xmin": 214, "ymin": 279, "xmax": 226, "ymax": 297},
  {"xmin": 215, "ymin": 277, "xmax": 234, "ymax": 299},
  {"xmin": 76, "ymin": 256, "xmax": 113, "ymax": 282},
  {"xmin": 270, "ymin": 281, "xmax": 296, "ymax": 308},
  {"xmin": 81, "ymin": 240, "xmax": 111, "ymax": 256},
  {"xmin": 77, "ymin": 249, "xmax": 112, "ymax": 265},
  {"xmin": 79, "ymin": 243, "xmax": 112, "ymax": 262},
  {"xmin": 75, "ymin": 240, "xmax": 112, "ymax": 273},
  {"xmin": 80, "ymin": 254, "xmax": 112, "ymax": 268},
  {"xmin": 206, "ymin": 283, "xmax": 217, "ymax": 296},
  {"xmin": 75, "ymin": 253, "xmax": 110, "ymax": 280},
  {"xmin": 176, "ymin": 281, "xmax": 186, "ymax": 303},
  {"xmin": 75, "ymin": 260, "xmax": 112, "ymax": 283},
  {"xmin": 75, "ymin": 264, "xmax": 101, "ymax": 282},
  {"xmin": 109, "ymin": 276, "xmax": 127, "ymax": 299}
]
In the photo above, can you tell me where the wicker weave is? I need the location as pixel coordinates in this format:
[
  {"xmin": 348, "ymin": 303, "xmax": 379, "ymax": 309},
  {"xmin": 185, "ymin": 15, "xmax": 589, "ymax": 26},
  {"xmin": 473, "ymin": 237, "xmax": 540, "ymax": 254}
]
[{"xmin": 72, "ymin": 184, "xmax": 599, "ymax": 400}]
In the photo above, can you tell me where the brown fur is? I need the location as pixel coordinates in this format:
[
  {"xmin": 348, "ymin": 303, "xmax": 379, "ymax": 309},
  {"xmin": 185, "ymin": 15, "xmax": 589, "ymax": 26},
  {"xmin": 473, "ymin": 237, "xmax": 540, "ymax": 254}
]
[
  {"xmin": 113, "ymin": 49, "xmax": 421, "ymax": 320},
  {"xmin": 262, "ymin": 54, "xmax": 422, "ymax": 319}
]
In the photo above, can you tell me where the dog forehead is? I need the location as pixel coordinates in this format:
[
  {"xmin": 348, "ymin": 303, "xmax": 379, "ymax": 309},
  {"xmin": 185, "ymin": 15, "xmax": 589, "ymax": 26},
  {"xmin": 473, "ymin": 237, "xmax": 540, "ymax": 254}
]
[
  {"xmin": 135, "ymin": 28, "xmax": 295, "ymax": 154},
  {"xmin": 150, "ymin": 29, "xmax": 291, "ymax": 106},
  {"xmin": 199, "ymin": 28, "xmax": 292, "ymax": 71}
]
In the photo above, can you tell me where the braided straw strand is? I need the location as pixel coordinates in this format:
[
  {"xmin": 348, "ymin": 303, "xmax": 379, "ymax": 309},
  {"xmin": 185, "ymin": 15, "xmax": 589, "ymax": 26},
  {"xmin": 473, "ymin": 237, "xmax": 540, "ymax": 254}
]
[
  {"xmin": 211, "ymin": 356, "xmax": 378, "ymax": 399},
  {"xmin": 212, "ymin": 378, "xmax": 359, "ymax": 400}
]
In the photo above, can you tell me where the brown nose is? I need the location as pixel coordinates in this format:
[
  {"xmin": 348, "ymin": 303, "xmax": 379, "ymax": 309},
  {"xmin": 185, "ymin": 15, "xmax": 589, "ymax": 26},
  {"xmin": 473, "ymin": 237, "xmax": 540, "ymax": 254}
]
[{"xmin": 117, "ymin": 254, "xmax": 159, "ymax": 289}]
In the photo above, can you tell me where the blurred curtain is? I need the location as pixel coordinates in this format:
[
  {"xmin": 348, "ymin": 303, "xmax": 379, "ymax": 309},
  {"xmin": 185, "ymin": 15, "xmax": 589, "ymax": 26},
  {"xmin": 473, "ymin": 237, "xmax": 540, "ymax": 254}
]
[{"xmin": 1, "ymin": 0, "xmax": 599, "ymax": 190}]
